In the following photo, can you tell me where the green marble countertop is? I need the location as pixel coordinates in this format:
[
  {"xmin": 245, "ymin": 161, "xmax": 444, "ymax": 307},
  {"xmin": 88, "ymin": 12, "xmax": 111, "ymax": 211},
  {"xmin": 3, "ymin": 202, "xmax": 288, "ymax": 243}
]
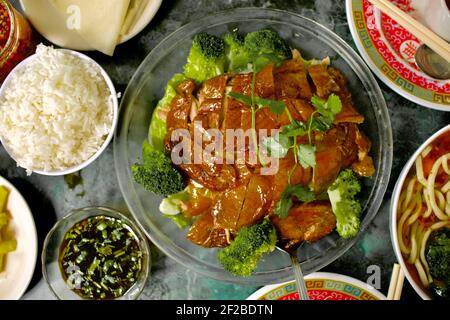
[{"xmin": 5, "ymin": 0, "xmax": 448, "ymax": 300}]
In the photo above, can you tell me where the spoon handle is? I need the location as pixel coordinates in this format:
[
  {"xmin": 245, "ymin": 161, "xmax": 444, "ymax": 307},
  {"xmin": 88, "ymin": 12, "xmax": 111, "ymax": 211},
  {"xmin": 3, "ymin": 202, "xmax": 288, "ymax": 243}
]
[{"xmin": 290, "ymin": 255, "xmax": 310, "ymax": 300}]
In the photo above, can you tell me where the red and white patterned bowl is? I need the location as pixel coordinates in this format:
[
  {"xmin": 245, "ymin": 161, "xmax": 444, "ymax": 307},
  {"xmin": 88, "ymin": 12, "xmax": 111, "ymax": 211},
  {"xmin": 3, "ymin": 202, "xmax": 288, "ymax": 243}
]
[
  {"xmin": 346, "ymin": 0, "xmax": 450, "ymax": 111},
  {"xmin": 247, "ymin": 272, "xmax": 386, "ymax": 300}
]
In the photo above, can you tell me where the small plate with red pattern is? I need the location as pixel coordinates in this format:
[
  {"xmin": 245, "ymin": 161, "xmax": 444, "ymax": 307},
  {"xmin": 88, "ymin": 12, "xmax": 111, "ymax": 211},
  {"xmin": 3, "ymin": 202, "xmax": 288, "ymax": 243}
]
[
  {"xmin": 346, "ymin": 0, "xmax": 450, "ymax": 111},
  {"xmin": 247, "ymin": 272, "xmax": 386, "ymax": 300}
]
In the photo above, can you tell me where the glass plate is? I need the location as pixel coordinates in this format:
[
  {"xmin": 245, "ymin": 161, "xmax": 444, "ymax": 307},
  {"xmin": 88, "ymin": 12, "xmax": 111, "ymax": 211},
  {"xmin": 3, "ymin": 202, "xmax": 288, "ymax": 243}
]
[{"xmin": 114, "ymin": 7, "xmax": 393, "ymax": 285}]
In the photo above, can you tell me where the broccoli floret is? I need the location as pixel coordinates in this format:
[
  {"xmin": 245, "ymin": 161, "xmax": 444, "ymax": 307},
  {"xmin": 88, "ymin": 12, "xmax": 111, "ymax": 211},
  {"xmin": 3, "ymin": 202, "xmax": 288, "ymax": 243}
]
[
  {"xmin": 327, "ymin": 169, "xmax": 362, "ymax": 239},
  {"xmin": 132, "ymin": 141, "xmax": 186, "ymax": 196},
  {"xmin": 244, "ymin": 28, "xmax": 292, "ymax": 70},
  {"xmin": 427, "ymin": 229, "xmax": 450, "ymax": 300},
  {"xmin": 184, "ymin": 32, "xmax": 227, "ymax": 83},
  {"xmin": 224, "ymin": 31, "xmax": 251, "ymax": 73},
  {"xmin": 218, "ymin": 219, "xmax": 277, "ymax": 277}
]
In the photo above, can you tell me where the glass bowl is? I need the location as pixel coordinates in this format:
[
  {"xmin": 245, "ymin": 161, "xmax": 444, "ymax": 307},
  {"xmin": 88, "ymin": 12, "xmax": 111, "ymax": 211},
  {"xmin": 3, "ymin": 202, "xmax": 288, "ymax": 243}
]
[
  {"xmin": 114, "ymin": 8, "xmax": 393, "ymax": 285},
  {"xmin": 42, "ymin": 207, "xmax": 151, "ymax": 300}
]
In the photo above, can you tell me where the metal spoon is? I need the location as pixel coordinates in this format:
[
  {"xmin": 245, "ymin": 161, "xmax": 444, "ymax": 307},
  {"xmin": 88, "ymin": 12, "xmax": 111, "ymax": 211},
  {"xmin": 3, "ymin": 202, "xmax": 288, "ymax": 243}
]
[
  {"xmin": 277, "ymin": 245, "xmax": 310, "ymax": 300},
  {"xmin": 290, "ymin": 255, "xmax": 310, "ymax": 300},
  {"xmin": 415, "ymin": 44, "xmax": 450, "ymax": 80}
]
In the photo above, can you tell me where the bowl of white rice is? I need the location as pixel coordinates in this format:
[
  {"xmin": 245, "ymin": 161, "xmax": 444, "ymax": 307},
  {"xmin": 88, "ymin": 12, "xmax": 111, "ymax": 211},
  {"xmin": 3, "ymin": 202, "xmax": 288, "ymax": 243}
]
[{"xmin": 0, "ymin": 44, "xmax": 118, "ymax": 175}]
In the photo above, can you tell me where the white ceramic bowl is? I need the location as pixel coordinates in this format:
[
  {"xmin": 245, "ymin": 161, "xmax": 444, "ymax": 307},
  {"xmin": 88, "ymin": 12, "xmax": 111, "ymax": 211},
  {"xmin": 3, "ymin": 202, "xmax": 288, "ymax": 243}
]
[
  {"xmin": 0, "ymin": 49, "xmax": 118, "ymax": 176},
  {"xmin": 390, "ymin": 124, "xmax": 450, "ymax": 300}
]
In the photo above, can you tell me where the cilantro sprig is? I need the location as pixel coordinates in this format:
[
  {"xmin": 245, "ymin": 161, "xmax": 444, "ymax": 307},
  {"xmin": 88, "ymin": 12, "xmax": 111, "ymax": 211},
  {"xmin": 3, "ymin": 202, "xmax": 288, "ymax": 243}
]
[
  {"xmin": 271, "ymin": 94, "xmax": 342, "ymax": 219},
  {"xmin": 226, "ymin": 67, "xmax": 343, "ymax": 220},
  {"xmin": 228, "ymin": 92, "xmax": 286, "ymax": 115},
  {"xmin": 274, "ymin": 184, "xmax": 315, "ymax": 218}
]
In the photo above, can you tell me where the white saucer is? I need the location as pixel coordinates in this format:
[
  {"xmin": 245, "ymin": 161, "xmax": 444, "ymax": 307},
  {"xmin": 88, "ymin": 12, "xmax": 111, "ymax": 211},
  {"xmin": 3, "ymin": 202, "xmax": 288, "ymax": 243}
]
[{"xmin": 0, "ymin": 176, "xmax": 37, "ymax": 300}]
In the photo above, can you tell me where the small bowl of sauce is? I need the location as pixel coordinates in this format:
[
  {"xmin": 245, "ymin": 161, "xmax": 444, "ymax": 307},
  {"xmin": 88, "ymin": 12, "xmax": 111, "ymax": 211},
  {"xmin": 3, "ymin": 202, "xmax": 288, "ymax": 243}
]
[{"xmin": 42, "ymin": 207, "xmax": 150, "ymax": 300}]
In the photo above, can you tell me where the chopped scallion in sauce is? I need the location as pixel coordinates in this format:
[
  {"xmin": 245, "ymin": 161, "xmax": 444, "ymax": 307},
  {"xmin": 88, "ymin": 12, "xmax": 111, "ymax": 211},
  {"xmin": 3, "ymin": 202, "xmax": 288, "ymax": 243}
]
[{"xmin": 59, "ymin": 216, "xmax": 143, "ymax": 300}]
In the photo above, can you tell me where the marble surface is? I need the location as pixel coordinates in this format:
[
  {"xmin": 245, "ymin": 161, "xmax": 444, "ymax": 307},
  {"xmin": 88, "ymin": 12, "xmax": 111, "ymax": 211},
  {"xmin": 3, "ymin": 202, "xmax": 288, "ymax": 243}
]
[{"xmin": 4, "ymin": 0, "xmax": 448, "ymax": 300}]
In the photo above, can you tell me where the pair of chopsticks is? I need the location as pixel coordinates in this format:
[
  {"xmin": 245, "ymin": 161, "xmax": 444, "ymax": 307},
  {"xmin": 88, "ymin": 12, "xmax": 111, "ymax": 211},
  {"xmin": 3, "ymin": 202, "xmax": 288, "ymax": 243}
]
[
  {"xmin": 387, "ymin": 263, "xmax": 405, "ymax": 300},
  {"xmin": 368, "ymin": 0, "xmax": 450, "ymax": 63}
]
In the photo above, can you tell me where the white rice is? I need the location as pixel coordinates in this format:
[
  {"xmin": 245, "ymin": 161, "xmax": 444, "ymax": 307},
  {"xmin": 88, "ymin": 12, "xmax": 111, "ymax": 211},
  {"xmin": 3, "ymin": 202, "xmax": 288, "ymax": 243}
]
[{"xmin": 0, "ymin": 45, "xmax": 114, "ymax": 174}]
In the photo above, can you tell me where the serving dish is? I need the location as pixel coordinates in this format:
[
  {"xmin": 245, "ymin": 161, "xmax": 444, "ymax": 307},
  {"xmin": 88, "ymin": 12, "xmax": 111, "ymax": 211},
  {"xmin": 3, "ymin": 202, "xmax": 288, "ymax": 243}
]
[
  {"xmin": 42, "ymin": 207, "xmax": 150, "ymax": 300},
  {"xmin": 390, "ymin": 124, "xmax": 450, "ymax": 300},
  {"xmin": 19, "ymin": 0, "xmax": 162, "ymax": 52},
  {"xmin": 346, "ymin": 0, "xmax": 450, "ymax": 111},
  {"xmin": 0, "ymin": 175, "xmax": 37, "ymax": 300},
  {"xmin": 246, "ymin": 272, "xmax": 386, "ymax": 300},
  {"xmin": 0, "ymin": 48, "xmax": 118, "ymax": 176},
  {"xmin": 114, "ymin": 7, "xmax": 392, "ymax": 285}
]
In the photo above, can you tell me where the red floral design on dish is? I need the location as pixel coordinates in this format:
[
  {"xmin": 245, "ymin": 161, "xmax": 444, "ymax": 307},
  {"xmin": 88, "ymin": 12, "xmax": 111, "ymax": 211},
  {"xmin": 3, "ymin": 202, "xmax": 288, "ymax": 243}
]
[
  {"xmin": 279, "ymin": 290, "xmax": 358, "ymax": 300},
  {"xmin": 363, "ymin": 0, "xmax": 449, "ymax": 94}
]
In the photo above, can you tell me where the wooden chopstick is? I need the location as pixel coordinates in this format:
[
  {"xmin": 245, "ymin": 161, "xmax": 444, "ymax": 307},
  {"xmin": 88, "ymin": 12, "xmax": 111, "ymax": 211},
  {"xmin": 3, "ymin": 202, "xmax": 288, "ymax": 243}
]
[
  {"xmin": 387, "ymin": 263, "xmax": 405, "ymax": 300},
  {"xmin": 368, "ymin": 0, "xmax": 450, "ymax": 63}
]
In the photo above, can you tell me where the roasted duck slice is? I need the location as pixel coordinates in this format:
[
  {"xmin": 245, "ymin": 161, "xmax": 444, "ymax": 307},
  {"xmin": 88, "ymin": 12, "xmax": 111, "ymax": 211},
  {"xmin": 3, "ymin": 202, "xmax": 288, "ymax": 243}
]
[
  {"xmin": 271, "ymin": 201, "xmax": 336, "ymax": 250},
  {"xmin": 198, "ymin": 74, "xmax": 229, "ymax": 104},
  {"xmin": 277, "ymin": 98, "xmax": 315, "ymax": 126},
  {"xmin": 312, "ymin": 125, "xmax": 359, "ymax": 193},
  {"xmin": 212, "ymin": 174, "xmax": 271, "ymax": 232},
  {"xmin": 194, "ymin": 100, "xmax": 222, "ymax": 129},
  {"xmin": 268, "ymin": 150, "xmax": 312, "ymax": 212},
  {"xmin": 182, "ymin": 183, "xmax": 215, "ymax": 217},
  {"xmin": 255, "ymin": 107, "xmax": 279, "ymax": 132},
  {"xmin": 307, "ymin": 63, "xmax": 340, "ymax": 98},
  {"xmin": 165, "ymin": 79, "xmax": 197, "ymax": 151},
  {"xmin": 180, "ymin": 162, "xmax": 237, "ymax": 191},
  {"xmin": 212, "ymin": 182, "xmax": 248, "ymax": 230},
  {"xmin": 237, "ymin": 175, "xmax": 272, "ymax": 228},
  {"xmin": 274, "ymin": 49, "xmax": 312, "ymax": 100},
  {"xmin": 352, "ymin": 155, "xmax": 375, "ymax": 178},
  {"xmin": 351, "ymin": 125, "xmax": 375, "ymax": 177},
  {"xmin": 327, "ymin": 67, "xmax": 365, "ymax": 124},
  {"xmin": 194, "ymin": 74, "xmax": 229, "ymax": 129},
  {"xmin": 255, "ymin": 64, "xmax": 275, "ymax": 99},
  {"xmin": 187, "ymin": 211, "xmax": 229, "ymax": 248},
  {"xmin": 183, "ymin": 194, "xmax": 213, "ymax": 217}
]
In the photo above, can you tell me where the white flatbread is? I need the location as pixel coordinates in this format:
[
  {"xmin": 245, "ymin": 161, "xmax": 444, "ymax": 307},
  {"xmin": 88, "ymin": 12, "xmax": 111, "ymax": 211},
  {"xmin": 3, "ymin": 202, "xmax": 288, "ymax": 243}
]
[{"xmin": 50, "ymin": 0, "xmax": 131, "ymax": 55}]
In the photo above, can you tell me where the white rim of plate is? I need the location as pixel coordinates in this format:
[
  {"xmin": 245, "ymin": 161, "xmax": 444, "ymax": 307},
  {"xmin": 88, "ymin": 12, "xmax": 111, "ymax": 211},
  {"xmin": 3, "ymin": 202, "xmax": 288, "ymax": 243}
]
[
  {"xmin": 345, "ymin": 0, "xmax": 450, "ymax": 112},
  {"xmin": 0, "ymin": 175, "xmax": 37, "ymax": 300},
  {"xmin": 0, "ymin": 48, "xmax": 119, "ymax": 176},
  {"xmin": 246, "ymin": 272, "xmax": 386, "ymax": 300},
  {"xmin": 390, "ymin": 124, "xmax": 450, "ymax": 300}
]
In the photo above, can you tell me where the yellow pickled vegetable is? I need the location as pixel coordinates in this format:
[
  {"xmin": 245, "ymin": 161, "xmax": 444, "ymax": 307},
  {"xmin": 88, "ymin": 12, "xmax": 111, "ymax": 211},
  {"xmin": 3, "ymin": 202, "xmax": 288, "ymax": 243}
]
[{"xmin": 0, "ymin": 186, "xmax": 16, "ymax": 272}]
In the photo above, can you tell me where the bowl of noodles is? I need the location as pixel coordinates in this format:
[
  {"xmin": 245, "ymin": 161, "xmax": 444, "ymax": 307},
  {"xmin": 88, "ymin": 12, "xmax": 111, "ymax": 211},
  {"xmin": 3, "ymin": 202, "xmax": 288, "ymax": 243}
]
[{"xmin": 391, "ymin": 125, "xmax": 450, "ymax": 300}]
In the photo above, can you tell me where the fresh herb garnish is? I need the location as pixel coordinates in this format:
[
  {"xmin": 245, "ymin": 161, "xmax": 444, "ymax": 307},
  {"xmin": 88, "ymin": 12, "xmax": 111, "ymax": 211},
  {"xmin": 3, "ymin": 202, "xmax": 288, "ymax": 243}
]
[
  {"xmin": 274, "ymin": 184, "xmax": 315, "ymax": 218},
  {"xmin": 228, "ymin": 70, "xmax": 288, "ymax": 164},
  {"xmin": 227, "ymin": 68, "xmax": 342, "ymax": 220},
  {"xmin": 298, "ymin": 144, "xmax": 316, "ymax": 169},
  {"xmin": 311, "ymin": 93, "xmax": 343, "ymax": 119},
  {"xmin": 261, "ymin": 134, "xmax": 290, "ymax": 158},
  {"xmin": 228, "ymin": 92, "xmax": 286, "ymax": 115}
]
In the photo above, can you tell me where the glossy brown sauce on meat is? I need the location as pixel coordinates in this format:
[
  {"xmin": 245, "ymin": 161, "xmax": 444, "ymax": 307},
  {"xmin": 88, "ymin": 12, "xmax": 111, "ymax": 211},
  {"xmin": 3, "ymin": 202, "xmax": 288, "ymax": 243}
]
[{"xmin": 164, "ymin": 50, "xmax": 375, "ymax": 248}]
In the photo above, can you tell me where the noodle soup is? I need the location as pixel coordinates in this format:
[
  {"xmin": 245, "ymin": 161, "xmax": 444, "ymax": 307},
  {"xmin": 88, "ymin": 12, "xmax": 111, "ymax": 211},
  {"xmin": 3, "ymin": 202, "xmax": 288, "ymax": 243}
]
[{"xmin": 391, "ymin": 125, "xmax": 450, "ymax": 300}]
